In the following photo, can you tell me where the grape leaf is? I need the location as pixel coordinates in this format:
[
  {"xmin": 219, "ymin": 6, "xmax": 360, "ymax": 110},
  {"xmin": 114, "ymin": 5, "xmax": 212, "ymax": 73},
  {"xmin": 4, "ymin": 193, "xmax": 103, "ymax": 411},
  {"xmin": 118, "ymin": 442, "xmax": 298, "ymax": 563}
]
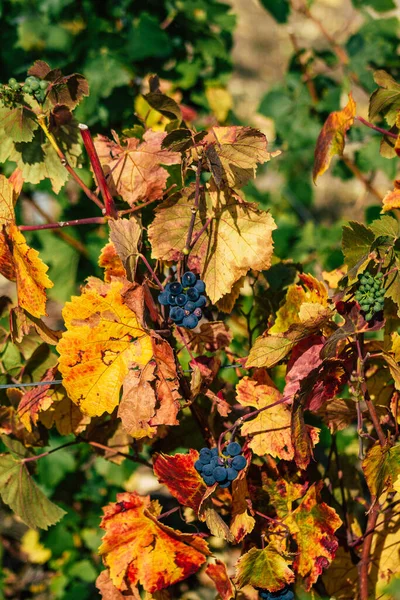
[
  {"xmin": 39, "ymin": 393, "xmax": 90, "ymax": 436},
  {"xmin": 370, "ymin": 512, "xmax": 400, "ymax": 599},
  {"xmin": 0, "ymin": 104, "xmax": 39, "ymax": 143},
  {"xmin": 109, "ymin": 217, "xmax": 142, "ymax": 281},
  {"xmin": 262, "ymin": 478, "xmax": 307, "ymax": 519},
  {"xmin": 0, "ymin": 175, "xmax": 53, "ymax": 318},
  {"xmin": 342, "ymin": 221, "xmax": 375, "ymax": 283},
  {"xmin": 270, "ymin": 273, "xmax": 329, "ymax": 334},
  {"xmin": 234, "ymin": 544, "xmax": 295, "ymax": 592},
  {"xmin": 230, "ymin": 478, "xmax": 255, "ymax": 543},
  {"xmin": 28, "ymin": 61, "xmax": 89, "ymax": 109},
  {"xmin": 98, "ymin": 242, "xmax": 127, "ymax": 282},
  {"xmin": 174, "ymin": 321, "xmax": 232, "ymax": 354},
  {"xmin": 99, "ymin": 492, "xmax": 210, "ymax": 592},
  {"xmin": 57, "ymin": 278, "xmax": 153, "ymax": 417},
  {"xmin": 118, "ymin": 334, "xmax": 181, "ymax": 439},
  {"xmin": 96, "ymin": 569, "xmax": 140, "ymax": 600},
  {"xmin": 287, "ymin": 482, "xmax": 342, "ymax": 590},
  {"xmin": 17, "ymin": 365, "xmax": 58, "ymax": 431},
  {"xmin": 362, "ymin": 442, "xmax": 400, "ymax": 498},
  {"xmin": 153, "ymin": 450, "xmax": 206, "ymax": 512},
  {"xmin": 148, "ymin": 182, "xmax": 276, "ymax": 304},
  {"xmin": 236, "ymin": 372, "xmax": 294, "ymax": 460},
  {"xmin": 313, "ymin": 93, "xmax": 356, "ymax": 182},
  {"xmin": 382, "ymin": 185, "xmax": 400, "ymax": 212},
  {"xmin": 0, "ymin": 452, "xmax": 66, "ymax": 529},
  {"xmin": 205, "ymin": 560, "xmax": 235, "ymax": 600},
  {"xmin": 94, "ymin": 130, "xmax": 181, "ymax": 206},
  {"xmin": 205, "ymin": 126, "xmax": 275, "ymax": 189},
  {"xmin": 321, "ymin": 546, "xmax": 358, "ymax": 600},
  {"xmin": 369, "ymin": 70, "xmax": 400, "ymax": 126}
]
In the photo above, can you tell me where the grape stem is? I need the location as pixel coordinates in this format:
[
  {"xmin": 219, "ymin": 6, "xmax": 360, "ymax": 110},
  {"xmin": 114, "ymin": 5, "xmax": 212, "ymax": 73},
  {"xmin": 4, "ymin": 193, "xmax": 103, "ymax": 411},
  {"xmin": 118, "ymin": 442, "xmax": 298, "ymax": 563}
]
[
  {"xmin": 78, "ymin": 123, "xmax": 118, "ymax": 218},
  {"xmin": 137, "ymin": 253, "xmax": 164, "ymax": 290},
  {"xmin": 36, "ymin": 115, "xmax": 104, "ymax": 211},
  {"xmin": 356, "ymin": 116, "xmax": 398, "ymax": 139},
  {"xmin": 19, "ymin": 216, "xmax": 106, "ymax": 231}
]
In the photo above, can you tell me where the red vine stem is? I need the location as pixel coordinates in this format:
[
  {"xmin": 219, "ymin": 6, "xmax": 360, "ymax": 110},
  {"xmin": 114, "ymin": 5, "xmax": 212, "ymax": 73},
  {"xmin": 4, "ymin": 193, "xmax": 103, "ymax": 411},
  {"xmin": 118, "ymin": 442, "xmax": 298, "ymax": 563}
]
[
  {"xmin": 356, "ymin": 116, "xmax": 398, "ymax": 139},
  {"xmin": 190, "ymin": 216, "xmax": 212, "ymax": 249},
  {"xmin": 19, "ymin": 216, "xmax": 106, "ymax": 231},
  {"xmin": 137, "ymin": 254, "xmax": 163, "ymax": 290},
  {"xmin": 36, "ymin": 115, "xmax": 104, "ymax": 211},
  {"xmin": 79, "ymin": 123, "xmax": 118, "ymax": 218}
]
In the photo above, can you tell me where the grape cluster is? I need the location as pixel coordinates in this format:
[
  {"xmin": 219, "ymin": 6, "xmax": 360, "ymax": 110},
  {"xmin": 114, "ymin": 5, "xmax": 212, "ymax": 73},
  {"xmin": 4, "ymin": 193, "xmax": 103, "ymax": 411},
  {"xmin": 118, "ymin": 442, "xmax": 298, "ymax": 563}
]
[
  {"xmin": 158, "ymin": 271, "xmax": 206, "ymax": 330},
  {"xmin": 0, "ymin": 76, "xmax": 49, "ymax": 106},
  {"xmin": 258, "ymin": 587, "xmax": 294, "ymax": 600},
  {"xmin": 194, "ymin": 442, "xmax": 247, "ymax": 488},
  {"xmin": 355, "ymin": 272, "xmax": 385, "ymax": 322}
]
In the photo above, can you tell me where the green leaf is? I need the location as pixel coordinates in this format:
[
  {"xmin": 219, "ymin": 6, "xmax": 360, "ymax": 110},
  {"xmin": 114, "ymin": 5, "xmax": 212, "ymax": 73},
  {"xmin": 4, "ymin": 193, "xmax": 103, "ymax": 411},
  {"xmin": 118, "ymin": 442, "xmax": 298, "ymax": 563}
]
[
  {"xmin": 342, "ymin": 221, "xmax": 374, "ymax": 282},
  {"xmin": 127, "ymin": 13, "xmax": 172, "ymax": 61},
  {"xmin": 352, "ymin": 0, "xmax": 396, "ymax": 12},
  {"xmin": 259, "ymin": 0, "xmax": 290, "ymax": 23},
  {"xmin": 370, "ymin": 215, "xmax": 399, "ymax": 239},
  {"xmin": 0, "ymin": 452, "xmax": 66, "ymax": 529},
  {"xmin": 363, "ymin": 441, "xmax": 400, "ymax": 498},
  {"xmin": 0, "ymin": 105, "xmax": 39, "ymax": 143},
  {"xmin": 234, "ymin": 544, "xmax": 294, "ymax": 592},
  {"xmin": 369, "ymin": 70, "xmax": 400, "ymax": 126}
]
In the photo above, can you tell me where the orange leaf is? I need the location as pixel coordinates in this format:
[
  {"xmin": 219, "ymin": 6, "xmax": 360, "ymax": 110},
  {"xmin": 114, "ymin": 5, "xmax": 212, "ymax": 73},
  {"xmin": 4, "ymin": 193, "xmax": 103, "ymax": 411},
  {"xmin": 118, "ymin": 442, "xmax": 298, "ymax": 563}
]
[
  {"xmin": 98, "ymin": 242, "xmax": 126, "ymax": 282},
  {"xmin": 96, "ymin": 569, "xmax": 140, "ymax": 600},
  {"xmin": 99, "ymin": 492, "xmax": 210, "ymax": 593},
  {"xmin": 95, "ymin": 130, "xmax": 181, "ymax": 206},
  {"xmin": 287, "ymin": 482, "xmax": 342, "ymax": 590},
  {"xmin": 17, "ymin": 366, "xmax": 59, "ymax": 432},
  {"xmin": 57, "ymin": 279, "xmax": 153, "ymax": 417},
  {"xmin": 0, "ymin": 175, "xmax": 52, "ymax": 318},
  {"xmin": 153, "ymin": 450, "xmax": 206, "ymax": 512},
  {"xmin": 236, "ymin": 371, "xmax": 294, "ymax": 460},
  {"xmin": 382, "ymin": 186, "xmax": 400, "ymax": 213},
  {"xmin": 205, "ymin": 560, "xmax": 235, "ymax": 600},
  {"xmin": 313, "ymin": 93, "xmax": 356, "ymax": 182},
  {"xmin": 230, "ymin": 478, "xmax": 255, "ymax": 543},
  {"xmin": 118, "ymin": 334, "xmax": 181, "ymax": 439}
]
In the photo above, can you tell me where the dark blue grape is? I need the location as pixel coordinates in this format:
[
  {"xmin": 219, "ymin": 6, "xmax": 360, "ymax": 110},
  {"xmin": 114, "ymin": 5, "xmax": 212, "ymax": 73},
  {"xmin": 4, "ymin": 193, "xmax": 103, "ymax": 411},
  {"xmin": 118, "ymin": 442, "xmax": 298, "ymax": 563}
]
[
  {"xmin": 219, "ymin": 480, "xmax": 231, "ymax": 488},
  {"xmin": 158, "ymin": 291, "xmax": 169, "ymax": 306},
  {"xmin": 194, "ymin": 295, "xmax": 206, "ymax": 308},
  {"xmin": 183, "ymin": 301, "xmax": 196, "ymax": 313},
  {"xmin": 226, "ymin": 467, "xmax": 239, "ymax": 481},
  {"xmin": 231, "ymin": 455, "xmax": 247, "ymax": 470},
  {"xmin": 199, "ymin": 448, "xmax": 212, "ymax": 463},
  {"xmin": 169, "ymin": 282, "xmax": 182, "ymax": 294},
  {"xmin": 182, "ymin": 314, "xmax": 198, "ymax": 329},
  {"xmin": 176, "ymin": 293, "xmax": 187, "ymax": 306},
  {"xmin": 193, "ymin": 308, "xmax": 202, "ymax": 319},
  {"xmin": 182, "ymin": 271, "xmax": 197, "ymax": 287},
  {"xmin": 211, "ymin": 447, "xmax": 219, "ymax": 457},
  {"xmin": 210, "ymin": 457, "xmax": 219, "ymax": 469},
  {"xmin": 167, "ymin": 293, "xmax": 177, "ymax": 306},
  {"xmin": 202, "ymin": 464, "xmax": 214, "ymax": 476},
  {"xmin": 259, "ymin": 591, "xmax": 269, "ymax": 600},
  {"xmin": 186, "ymin": 287, "xmax": 200, "ymax": 301},
  {"xmin": 194, "ymin": 460, "xmax": 203, "ymax": 473},
  {"xmin": 226, "ymin": 442, "xmax": 242, "ymax": 456},
  {"xmin": 213, "ymin": 466, "xmax": 228, "ymax": 482},
  {"xmin": 194, "ymin": 280, "xmax": 205, "ymax": 293},
  {"xmin": 170, "ymin": 307, "xmax": 184, "ymax": 324},
  {"xmin": 222, "ymin": 447, "xmax": 229, "ymax": 456},
  {"xmin": 203, "ymin": 474, "xmax": 216, "ymax": 486}
]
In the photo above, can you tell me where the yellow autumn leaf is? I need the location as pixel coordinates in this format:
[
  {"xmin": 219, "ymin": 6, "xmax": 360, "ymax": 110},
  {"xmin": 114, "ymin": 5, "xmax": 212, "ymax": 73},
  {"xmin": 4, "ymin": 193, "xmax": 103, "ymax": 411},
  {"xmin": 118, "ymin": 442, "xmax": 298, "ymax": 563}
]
[
  {"xmin": 21, "ymin": 529, "xmax": 51, "ymax": 564},
  {"xmin": 206, "ymin": 86, "xmax": 233, "ymax": 123},
  {"xmin": 57, "ymin": 279, "xmax": 153, "ymax": 417}
]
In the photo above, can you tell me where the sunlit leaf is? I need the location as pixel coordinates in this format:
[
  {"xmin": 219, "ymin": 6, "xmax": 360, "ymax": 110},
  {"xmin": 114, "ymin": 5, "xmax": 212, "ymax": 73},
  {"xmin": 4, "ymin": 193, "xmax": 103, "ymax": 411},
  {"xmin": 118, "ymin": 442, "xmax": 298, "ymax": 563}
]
[
  {"xmin": 99, "ymin": 492, "xmax": 210, "ymax": 592},
  {"xmin": 234, "ymin": 544, "xmax": 294, "ymax": 592},
  {"xmin": 313, "ymin": 93, "xmax": 356, "ymax": 182},
  {"xmin": 205, "ymin": 560, "xmax": 235, "ymax": 600},
  {"xmin": 369, "ymin": 70, "xmax": 400, "ymax": 126},
  {"xmin": 362, "ymin": 442, "xmax": 400, "ymax": 498}
]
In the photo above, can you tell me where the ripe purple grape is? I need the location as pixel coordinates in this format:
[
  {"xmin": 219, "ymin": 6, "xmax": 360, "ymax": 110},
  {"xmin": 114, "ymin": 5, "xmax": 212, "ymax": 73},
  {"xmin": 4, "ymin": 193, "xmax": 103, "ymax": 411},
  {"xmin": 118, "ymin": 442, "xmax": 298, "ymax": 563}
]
[
  {"xmin": 186, "ymin": 287, "xmax": 200, "ymax": 302},
  {"xmin": 202, "ymin": 464, "xmax": 214, "ymax": 476},
  {"xmin": 194, "ymin": 460, "xmax": 204, "ymax": 473},
  {"xmin": 182, "ymin": 271, "xmax": 197, "ymax": 287},
  {"xmin": 213, "ymin": 466, "xmax": 228, "ymax": 482},
  {"xmin": 183, "ymin": 300, "xmax": 196, "ymax": 312},
  {"xmin": 226, "ymin": 467, "xmax": 239, "ymax": 481},
  {"xmin": 199, "ymin": 448, "xmax": 212, "ymax": 463},
  {"xmin": 182, "ymin": 314, "xmax": 198, "ymax": 329},
  {"xmin": 176, "ymin": 293, "xmax": 187, "ymax": 306},
  {"xmin": 193, "ymin": 308, "xmax": 202, "ymax": 319},
  {"xmin": 158, "ymin": 291, "xmax": 169, "ymax": 305},
  {"xmin": 203, "ymin": 474, "xmax": 216, "ymax": 486},
  {"xmin": 219, "ymin": 480, "xmax": 231, "ymax": 488},
  {"xmin": 170, "ymin": 307, "xmax": 184, "ymax": 323},
  {"xmin": 167, "ymin": 293, "xmax": 177, "ymax": 306},
  {"xmin": 226, "ymin": 442, "xmax": 242, "ymax": 456},
  {"xmin": 194, "ymin": 280, "xmax": 205, "ymax": 293},
  {"xmin": 194, "ymin": 295, "xmax": 206, "ymax": 308},
  {"xmin": 169, "ymin": 282, "xmax": 183, "ymax": 294},
  {"xmin": 232, "ymin": 455, "xmax": 247, "ymax": 470}
]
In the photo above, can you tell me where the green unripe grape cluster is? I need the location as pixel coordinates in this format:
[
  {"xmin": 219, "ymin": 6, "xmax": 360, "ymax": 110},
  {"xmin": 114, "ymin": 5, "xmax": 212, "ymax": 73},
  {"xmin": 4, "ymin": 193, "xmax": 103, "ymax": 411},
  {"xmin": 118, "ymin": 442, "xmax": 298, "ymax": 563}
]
[
  {"xmin": 21, "ymin": 75, "xmax": 49, "ymax": 103},
  {"xmin": 355, "ymin": 271, "xmax": 385, "ymax": 322}
]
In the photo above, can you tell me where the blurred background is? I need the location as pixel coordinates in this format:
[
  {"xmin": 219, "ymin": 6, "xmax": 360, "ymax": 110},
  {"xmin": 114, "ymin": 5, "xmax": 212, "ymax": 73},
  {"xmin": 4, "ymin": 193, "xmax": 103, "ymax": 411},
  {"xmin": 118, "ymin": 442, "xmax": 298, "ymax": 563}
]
[{"xmin": 0, "ymin": 0, "xmax": 399, "ymax": 598}]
